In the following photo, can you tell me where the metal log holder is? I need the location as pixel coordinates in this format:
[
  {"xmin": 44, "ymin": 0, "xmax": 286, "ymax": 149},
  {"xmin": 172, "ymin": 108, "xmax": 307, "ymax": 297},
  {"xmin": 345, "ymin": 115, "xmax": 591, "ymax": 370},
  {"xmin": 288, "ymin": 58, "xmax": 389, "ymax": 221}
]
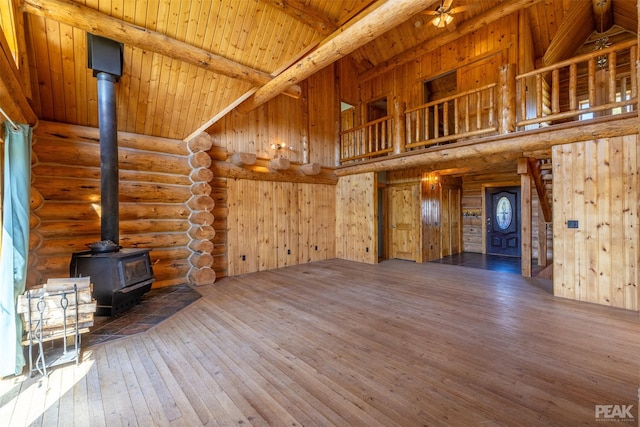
[{"xmin": 24, "ymin": 285, "xmax": 81, "ymax": 377}]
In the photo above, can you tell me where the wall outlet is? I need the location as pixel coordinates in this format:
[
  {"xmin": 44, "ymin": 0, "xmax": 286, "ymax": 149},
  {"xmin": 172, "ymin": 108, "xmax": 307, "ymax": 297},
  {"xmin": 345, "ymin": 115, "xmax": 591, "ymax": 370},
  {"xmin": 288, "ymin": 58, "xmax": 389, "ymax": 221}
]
[
  {"xmin": 287, "ymin": 249, "xmax": 291, "ymax": 255},
  {"xmin": 241, "ymin": 255, "xmax": 246, "ymax": 261}
]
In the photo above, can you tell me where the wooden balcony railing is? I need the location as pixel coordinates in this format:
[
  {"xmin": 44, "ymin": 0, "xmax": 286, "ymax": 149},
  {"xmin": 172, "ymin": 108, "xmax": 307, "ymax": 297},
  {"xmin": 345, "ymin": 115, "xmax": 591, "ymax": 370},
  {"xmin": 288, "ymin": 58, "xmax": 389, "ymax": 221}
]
[
  {"xmin": 516, "ymin": 39, "xmax": 637, "ymax": 128},
  {"xmin": 339, "ymin": 115, "xmax": 394, "ymax": 163},
  {"xmin": 405, "ymin": 83, "xmax": 498, "ymax": 150},
  {"xmin": 337, "ymin": 41, "xmax": 637, "ymax": 165}
]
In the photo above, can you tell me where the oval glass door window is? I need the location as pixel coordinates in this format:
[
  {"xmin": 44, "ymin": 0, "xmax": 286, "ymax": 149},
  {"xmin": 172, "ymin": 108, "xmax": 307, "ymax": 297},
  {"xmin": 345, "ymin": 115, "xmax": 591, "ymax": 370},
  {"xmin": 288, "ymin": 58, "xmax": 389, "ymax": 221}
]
[{"xmin": 495, "ymin": 196, "xmax": 513, "ymax": 230}]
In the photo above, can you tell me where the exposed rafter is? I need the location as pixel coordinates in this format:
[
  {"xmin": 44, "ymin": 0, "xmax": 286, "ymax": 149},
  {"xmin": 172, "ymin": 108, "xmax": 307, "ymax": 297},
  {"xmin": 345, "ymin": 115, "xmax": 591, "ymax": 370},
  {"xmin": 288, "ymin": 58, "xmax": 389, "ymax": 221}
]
[
  {"xmin": 0, "ymin": 26, "xmax": 36, "ymax": 125},
  {"xmin": 359, "ymin": 0, "xmax": 543, "ymax": 83},
  {"xmin": 22, "ymin": 0, "xmax": 302, "ymax": 98},
  {"xmin": 542, "ymin": 0, "xmax": 594, "ymax": 67},
  {"xmin": 237, "ymin": 0, "xmax": 441, "ymax": 113},
  {"xmin": 260, "ymin": 0, "xmax": 338, "ymax": 36}
]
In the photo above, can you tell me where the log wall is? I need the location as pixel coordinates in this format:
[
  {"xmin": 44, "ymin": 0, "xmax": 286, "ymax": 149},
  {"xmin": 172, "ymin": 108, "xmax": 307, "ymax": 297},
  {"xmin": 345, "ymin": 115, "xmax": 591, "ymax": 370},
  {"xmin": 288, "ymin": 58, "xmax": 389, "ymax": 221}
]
[
  {"xmin": 552, "ymin": 136, "xmax": 639, "ymax": 311},
  {"xmin": 28, "ymin": 121, "xmax": 211, "ymax": 288},
  {"xmin": 226, "ymin": 179, "xmax": 335, "ymax": 276},
  {"xmin": 336, "ymin": 172, "xmax": 377, "ymax": 264}
]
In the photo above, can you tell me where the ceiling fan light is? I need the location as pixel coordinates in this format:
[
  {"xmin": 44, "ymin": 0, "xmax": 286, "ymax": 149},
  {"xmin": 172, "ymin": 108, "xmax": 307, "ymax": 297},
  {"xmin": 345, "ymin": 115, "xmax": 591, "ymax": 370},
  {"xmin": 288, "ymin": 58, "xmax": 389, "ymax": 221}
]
[{"xmin": 432, "ymin": 12, "xmax": 453, "ymax": 28}]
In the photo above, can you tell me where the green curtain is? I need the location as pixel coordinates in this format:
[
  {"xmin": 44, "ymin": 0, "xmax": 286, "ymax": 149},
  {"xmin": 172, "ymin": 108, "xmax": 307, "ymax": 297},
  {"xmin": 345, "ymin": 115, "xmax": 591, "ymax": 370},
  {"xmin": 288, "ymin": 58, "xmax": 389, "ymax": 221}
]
[{"xmin": 0, "ymin": 122, "xmax": 32, "ymax": 377}]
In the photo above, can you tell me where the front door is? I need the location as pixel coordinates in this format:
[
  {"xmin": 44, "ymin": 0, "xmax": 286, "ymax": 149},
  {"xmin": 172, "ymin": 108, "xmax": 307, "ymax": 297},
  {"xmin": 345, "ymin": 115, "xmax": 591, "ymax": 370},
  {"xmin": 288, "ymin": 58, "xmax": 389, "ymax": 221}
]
[
  {"xmin": 390, "ymin": 184, "xmax": 420, "ymax": 261},
  {"xmin": 485, "ymin": 186, "xmax": 521, "ymax": 256}
]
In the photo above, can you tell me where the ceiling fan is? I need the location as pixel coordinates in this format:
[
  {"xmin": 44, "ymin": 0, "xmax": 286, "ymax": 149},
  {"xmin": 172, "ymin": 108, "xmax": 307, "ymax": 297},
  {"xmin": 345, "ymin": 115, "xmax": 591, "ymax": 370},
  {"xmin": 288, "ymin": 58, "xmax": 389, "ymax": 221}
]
[{"xmin": 423, "ymin": 0, "xmax": 476, "ymax": 28}]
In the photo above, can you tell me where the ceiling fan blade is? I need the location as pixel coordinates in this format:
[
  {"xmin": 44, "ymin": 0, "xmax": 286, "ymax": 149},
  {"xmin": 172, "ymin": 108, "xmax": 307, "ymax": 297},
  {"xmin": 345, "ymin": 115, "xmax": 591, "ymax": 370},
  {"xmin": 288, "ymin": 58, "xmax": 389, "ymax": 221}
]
[
  {"xmin": 450, "ymin": 4, "xmax": 479, "ymax": 14},
  {"xmin": 421, "ymin": 10, "xmax": 438, "ymax": 15},
  {"xmin": 442, "ymin": 0, "xmax": 454, "ymax": 10}
]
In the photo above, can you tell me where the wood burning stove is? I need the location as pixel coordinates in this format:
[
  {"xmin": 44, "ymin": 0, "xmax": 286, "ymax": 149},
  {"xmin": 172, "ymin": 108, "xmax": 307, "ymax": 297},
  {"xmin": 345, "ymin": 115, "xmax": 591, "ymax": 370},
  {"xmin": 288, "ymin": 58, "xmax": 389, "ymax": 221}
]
[
  {"xmin": 70, "ymin": 248, "xmax": 154, "ymax": 316},
  {"xmin": 68, "ymin": 34, "xmax": 154, "ymax": 316}
]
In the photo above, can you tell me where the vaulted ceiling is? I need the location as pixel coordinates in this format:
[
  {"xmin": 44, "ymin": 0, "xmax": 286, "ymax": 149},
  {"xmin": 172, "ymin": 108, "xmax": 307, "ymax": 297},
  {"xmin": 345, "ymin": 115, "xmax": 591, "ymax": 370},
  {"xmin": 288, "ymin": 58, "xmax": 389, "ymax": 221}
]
[{"xmin": 0, "ymin": 0, "xmax": 637, "ymax": 141}]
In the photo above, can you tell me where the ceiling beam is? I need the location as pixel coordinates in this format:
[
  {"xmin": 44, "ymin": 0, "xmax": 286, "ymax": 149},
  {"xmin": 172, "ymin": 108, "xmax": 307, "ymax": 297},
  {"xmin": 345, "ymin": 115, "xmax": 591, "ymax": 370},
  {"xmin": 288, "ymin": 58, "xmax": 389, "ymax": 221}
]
[
  {"xmin": 542, "ymin": 0, "xmax": 594, "ymax": 67},
  {"xmin": 335, "ymin": 115, "xmax": 637, "ymax": 176},
  {"xmin": 359, "ymin": 0, "xmax": 543, "ymax": 83},
  {"xmin": 22, "ymin": 0, "xmax": 302, "ymax": 99},
  {"xmin": 0, "ymin": 27, "xmax": 37, "ymax": 125},
  {"xmin": 237, "ymin": 0, "xmax": 441, "ymax": 113},
  {"xmin": 593, "ymin": 0, "xmax": 614, "ymax": 32},
  {"xmin": 260, "ymin": 0, "xmax": 338, "ymax": 36}
]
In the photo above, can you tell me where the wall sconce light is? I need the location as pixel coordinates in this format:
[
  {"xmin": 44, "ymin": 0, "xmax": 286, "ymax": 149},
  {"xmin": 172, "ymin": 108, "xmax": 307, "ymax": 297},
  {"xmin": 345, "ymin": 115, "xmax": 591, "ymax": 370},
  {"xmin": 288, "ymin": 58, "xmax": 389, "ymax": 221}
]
[{"xmin": 270, "ymin": 142, "xmax": 287, "ymax": 150}]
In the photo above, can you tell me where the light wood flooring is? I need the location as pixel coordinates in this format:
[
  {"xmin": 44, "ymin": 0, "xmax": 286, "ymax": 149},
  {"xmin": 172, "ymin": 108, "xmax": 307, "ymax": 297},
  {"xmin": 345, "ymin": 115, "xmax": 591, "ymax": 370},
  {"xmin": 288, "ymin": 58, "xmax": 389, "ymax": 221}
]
[{"xmin": 1, "ymin": 259, "xmax": 639, "ymax": 426}]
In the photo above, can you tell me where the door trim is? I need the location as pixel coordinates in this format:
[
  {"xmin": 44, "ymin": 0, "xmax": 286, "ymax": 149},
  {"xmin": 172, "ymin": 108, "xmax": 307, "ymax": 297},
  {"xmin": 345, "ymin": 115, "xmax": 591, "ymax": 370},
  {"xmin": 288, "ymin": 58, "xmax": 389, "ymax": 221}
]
[{"xmin": 480, "ymin": 181, "xmax": 520, "ymax": 254}]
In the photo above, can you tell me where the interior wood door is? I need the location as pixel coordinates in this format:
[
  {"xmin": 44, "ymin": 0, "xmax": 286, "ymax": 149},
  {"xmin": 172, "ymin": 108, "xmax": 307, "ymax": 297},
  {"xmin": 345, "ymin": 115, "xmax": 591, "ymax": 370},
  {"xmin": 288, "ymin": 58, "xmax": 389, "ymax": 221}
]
[
  {"xmin": 390, "ymin": 184, "xmax": 420, "ymax": 261},
  {"xmin": 485, "ymin": 186, "xmax": 521, "ymax": 257}
]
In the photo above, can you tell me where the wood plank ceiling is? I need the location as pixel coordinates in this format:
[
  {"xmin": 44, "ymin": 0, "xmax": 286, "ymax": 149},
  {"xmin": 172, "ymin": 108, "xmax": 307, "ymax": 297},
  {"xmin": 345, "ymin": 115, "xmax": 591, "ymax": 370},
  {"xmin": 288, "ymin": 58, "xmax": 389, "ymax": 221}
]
[{"xmin": 0, "ymin": 0, "xmax": 637, "ymax": 141}]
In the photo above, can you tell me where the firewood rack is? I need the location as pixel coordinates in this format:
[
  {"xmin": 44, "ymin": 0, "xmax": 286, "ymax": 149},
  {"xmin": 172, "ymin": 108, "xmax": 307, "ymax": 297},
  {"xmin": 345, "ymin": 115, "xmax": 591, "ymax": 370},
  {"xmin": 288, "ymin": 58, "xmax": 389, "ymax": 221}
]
[
  {"xmin": 22, "ymin": 285, "xmax": 82, "ymax": 377},
  {"xmin": 19, "ymin": 277, "xmax": 95, "ymax": 377}
]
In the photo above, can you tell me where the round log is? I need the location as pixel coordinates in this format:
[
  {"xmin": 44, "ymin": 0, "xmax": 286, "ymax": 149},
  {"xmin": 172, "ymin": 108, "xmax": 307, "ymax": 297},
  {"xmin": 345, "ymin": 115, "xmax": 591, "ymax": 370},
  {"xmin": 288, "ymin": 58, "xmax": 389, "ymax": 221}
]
[
  {"xmin": 34, "ymin": 177, "xmax": 192, "ymax": 203},
  {"xmin": 118, "ymin": 232, "xmax": 192, "ymax": 248},
  {"xmin": 211, "ymin": 255, "xmax": 228, "ymax": 272},
  {"xmin": 35, "ymin": 202, "xmax": 190, "ymax": 221},
  {"xmin": 211, "ymin": 229, "xmax": 226, "ymax": 245},
  {"xmin": 188, "ymin": 252, "xmax": 214, "ymax": 268},
  {"xmin": 149, "ymin": 247, "xmax": 193, "ymax": 262},
  {"xmin": 35, "ymin": 121, "xmax": 190, "ymax": 155},
  {"xmin": 34, "ymin": 141, "xmax": 191, "ymax": 175},
  {"xmin": 300, "ymin": 162, "xmax": 321, "ymax": 175},
  {"xmin": 191, "ymin": 182, "xmax": 212, "ymax": 196},
  {"xmin": 30, "ymin": 212, "xmax": 41, "ymax": 229},
  {"xmin": 30, "ymin": 186, "xmax": 44, "ymax": 210},
  {"xmin": 210, "ymin": 188, "xmax": 228, "ymax": 204},
  {"xmin": 188, "ymin": 266, "xmax": 216, "ymax": 286},
  {"xmin": 189, "ymin": 151, "xmax": 212, "ymax": 169},
  {"xmin": 188, "ymin": 225, "xmax": 216, "ymax": 240},
  {"xmin": 120, "ymin": 219, "xmax": 190, "ymax": 234},
  {"xmin": 230, "ymin": 152, "xmax": 257, "ymax": 166},
  {"xmin": 208, "ymin": 146, "xmax": 229, "ymax": 162},
  {"xmin": 29, "ymin": 232, "xmax": 43, "ymax": 251},
  {"xmin": 209, "ymin": 243, "xmax": 226, "ymax": 256},
  {"xmin": 212, "ymin": 205, "xmax": 228, "ymax": 219},
  {"xmin": 269, "ymin": 157, "xmax": 290, "ymax": 171},
  {"xmin": 187, "ymin": 195, "xmax": 215, "ymax": 211},
  {"xmin": 188, "ymin": 132, "xmax": 213, "ymax": 153},
  {"xmin": 189, "ymin": 239, "xmax": 214, "ymax": 253},
  {"xmin": 190, "ymin": 167, "xmax": 214, "ymax": 182},
  {"xmin": 38, "ymin": 220, "xmax": 101, "ymax": 237},
  {"xmin": 189, "ymin": 210, "xmax": 215, "ymax": 226},
  {"xmin": 209, "ymin": 177, "xmax": 227, "ymax": 188}
]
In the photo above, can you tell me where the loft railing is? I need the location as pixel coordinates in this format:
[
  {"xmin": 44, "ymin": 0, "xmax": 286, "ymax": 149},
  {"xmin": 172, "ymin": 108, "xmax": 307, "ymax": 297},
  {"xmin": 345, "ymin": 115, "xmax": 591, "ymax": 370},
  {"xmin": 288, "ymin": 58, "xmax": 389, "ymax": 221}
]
[
  {"xmin": 339, "ymin": 115, "xmax": 393, "ymax": 163},
  {"xmin": 337, "ymin": 40, "xmax": 637, "ymax": 165},
  {"xmin": 405, "ymin": 83, "xmax": 498, "ymax": 150},
  {"xmin": 516, "ymin": 39, "xmax": 637, "ymax": 128}
]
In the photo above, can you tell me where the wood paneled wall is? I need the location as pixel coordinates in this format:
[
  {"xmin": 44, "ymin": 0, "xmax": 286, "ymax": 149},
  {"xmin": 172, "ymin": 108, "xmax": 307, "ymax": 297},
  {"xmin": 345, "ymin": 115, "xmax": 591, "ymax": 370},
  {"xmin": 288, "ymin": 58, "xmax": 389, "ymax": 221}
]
[
  {"xmin": 336, "ymin": 172, "xmax": 377, "ymax": 264},
  {"xmin": 226, "ymin": 179, "xmax": 335, "ymax": 276},
  {"xmin": 461, "ymin": 170, "xmax": 551, "ymax": 260},
  {"xmin": 28, "ymin": 121, "xmax": 209, "ymax": 288},
  {"xmin": 355, "ymin": 16, "xmax": 519, "ymax": 116},
  {"xmin": 211, "ymin": 65, "xmax": 338, "ymax": 167},
  {"xmin": 552, "ymin": 136, "xmax": 639, "ymax": 311}
]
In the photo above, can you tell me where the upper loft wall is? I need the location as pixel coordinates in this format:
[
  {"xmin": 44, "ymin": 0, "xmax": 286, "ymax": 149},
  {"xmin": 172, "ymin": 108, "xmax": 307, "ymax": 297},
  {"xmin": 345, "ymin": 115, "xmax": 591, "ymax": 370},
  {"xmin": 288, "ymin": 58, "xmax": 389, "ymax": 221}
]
[
  {"xmin": 210, "ymin": 64, "xmax": 337, "ymax": 167},
  {"xmin": 342, "ymin": 15, "xmax": 520, "ymax": 113}
]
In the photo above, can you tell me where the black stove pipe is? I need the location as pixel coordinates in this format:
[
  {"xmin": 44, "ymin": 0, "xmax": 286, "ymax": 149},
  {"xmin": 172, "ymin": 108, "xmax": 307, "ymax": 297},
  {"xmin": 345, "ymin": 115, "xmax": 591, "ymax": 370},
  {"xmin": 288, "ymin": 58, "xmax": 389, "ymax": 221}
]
[{"xmin": 97, "ymin": 72, "xmax": 119, "ymax": 244}]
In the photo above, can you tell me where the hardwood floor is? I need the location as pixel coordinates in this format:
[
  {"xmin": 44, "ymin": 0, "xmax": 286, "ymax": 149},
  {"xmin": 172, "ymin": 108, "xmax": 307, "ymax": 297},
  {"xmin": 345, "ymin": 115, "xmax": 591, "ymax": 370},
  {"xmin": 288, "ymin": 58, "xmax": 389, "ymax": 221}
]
[{"xmin": 1, "ymin": 259, "xmax": 638, "ymax": 426}]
